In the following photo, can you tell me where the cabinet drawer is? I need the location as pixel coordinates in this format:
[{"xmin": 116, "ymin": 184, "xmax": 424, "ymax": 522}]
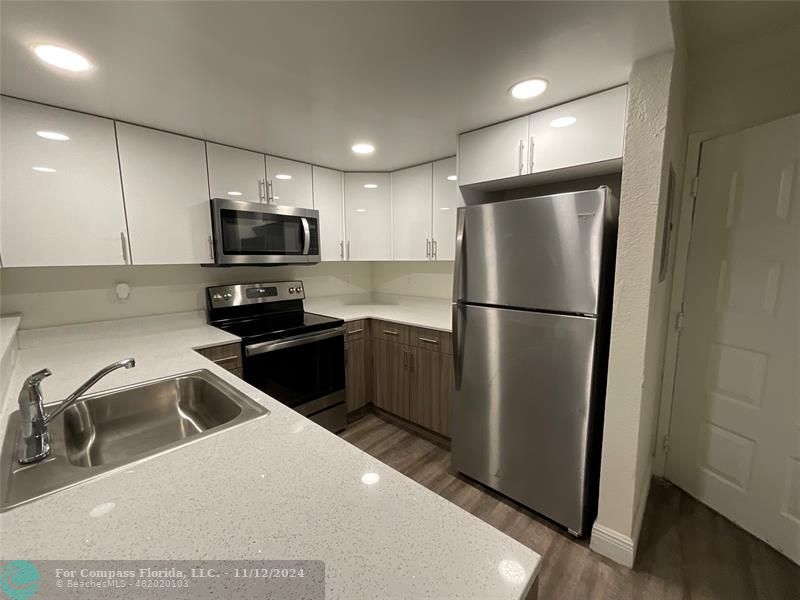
[
  {"xmin": 345, "ymin": 319, "xmax": 368, "ymax": 341},
  {"xmin": 195, "ymin": 343, "xmax": 243, "ymax": 371},
  {"xmin": 410, "ymin": 327, "xmax": 452, "ymax": 354},
  {"xmin": 372, "ymin": 320, "xmax": 410, "ymax": 345}
]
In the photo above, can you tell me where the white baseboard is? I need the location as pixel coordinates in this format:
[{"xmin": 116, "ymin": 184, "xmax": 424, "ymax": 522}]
[
  {"xmin": 590, "ymin": 523, "xmax": 636, "ymax": 567},
  {"xmin": 590, "ymin": 475, "xmax": 653, "ymax": 568}
]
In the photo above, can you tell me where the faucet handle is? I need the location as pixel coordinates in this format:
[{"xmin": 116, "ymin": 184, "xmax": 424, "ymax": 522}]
[{"xmin": 25, "ymin": 368, "xmax": 52, "ymax": 387}]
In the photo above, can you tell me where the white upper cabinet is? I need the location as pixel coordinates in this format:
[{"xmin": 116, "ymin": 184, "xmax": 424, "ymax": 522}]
[
  {"xmin": 312, "ymin": 166, "xmax": 345, "ymax": 261},
  {"xmin": 206, "ymin": 142, "xmax": 266, "ymax": 202},
  {"xmin": 391, "ymin": 163, "xmax": 433, "ymax": 260},
  {"xmin": 0, "ymin": 97, "xmax": 129, "ymax": 267},
  {"xmin": 528, "ymin": 85, "xmax": 627, "ymax": 174},
  {"xmin": 266, "ymin": 155, "xmax": 313, "ymax": 208},
  {"xmin": 344, "ymin": 173, "xmax": 392, "ymax": 261},
  {"xmin": 432, "ymin": 157, "xmax": 460, "ymax": 261},
  {"xmin": 116, "ymin": 124, "xmax": 212, "ymax": 265},
  {"xmin": 457, "ymin": 116, "xmax": 529, "ymax": 186}
]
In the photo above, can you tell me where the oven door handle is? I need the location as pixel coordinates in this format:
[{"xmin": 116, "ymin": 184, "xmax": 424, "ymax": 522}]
[
  {"xmin": 245, "ymin": 326, "xmax": 345, "ymax": 357},
  {"xmin": 301, "ymin": 217, "xmax": 311, "ymax": 255}
]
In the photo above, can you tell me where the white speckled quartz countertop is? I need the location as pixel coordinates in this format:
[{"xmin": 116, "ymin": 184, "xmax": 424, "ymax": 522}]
[
  {"xmin": 304, "ymin": 294, "xmax": 452, "ymax": 332},
  {"xmin": 0, "ymin": 310, "xmax": 539, "ymax": 599}
]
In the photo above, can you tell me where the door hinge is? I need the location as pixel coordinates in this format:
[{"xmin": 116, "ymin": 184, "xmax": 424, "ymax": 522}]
[
  {"xmin": 675, "ymin": 310, "xmax": 685, "ymax": 331},
  {"xmin": 662, "ymin": 434, "xmax": 671, "ymax": 455},
  {"xmin": 690, "ymin": 175, "xmax": 699, "ymax": 199}
]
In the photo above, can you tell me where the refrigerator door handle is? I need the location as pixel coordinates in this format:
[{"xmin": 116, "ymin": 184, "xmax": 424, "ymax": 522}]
[
  {"xmin": 452, "ymin": 303, "xmax": 463, "ymax": 390},
  {"xmin": 452, "ymin": 208, "xmax": 466, "ymax": 302}
]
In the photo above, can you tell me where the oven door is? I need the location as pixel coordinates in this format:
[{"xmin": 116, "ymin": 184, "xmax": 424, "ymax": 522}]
[
  {"xmin": 243, "ymin": 327, "xmax": 345, "ymax": 417},
  {"xmin": 211, "ymin": 198, "xmax": 320, "ymax": 265}
]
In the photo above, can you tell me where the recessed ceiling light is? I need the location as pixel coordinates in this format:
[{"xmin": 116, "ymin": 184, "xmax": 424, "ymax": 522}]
[
  {"xmin": 33, "ymin": 44, "xmax": 93, "ymax": 72},
  {"xmin": 32, "ymin": 166, "xmax": 56, "ymax": 173},
  {"xmin": 509, "ymin": 78, "xmax": 548, "ymax": 99},
  {"xmin": 351, "ymin": 143, "xmax": 375, "ymax": 155},
  {"xmin": 274, "ymin": 174, "xmax": 292, "ymax": 180},
  {"xmin": 363, "ymin": 184, "xmax": 378, "ymax": 189},
  {"xmin": 440, "ymin": 207, "xmax": 451, "ymax": 211},
  {"xmin": 36, "ymin": 130, "xmax": 69, "ymax": 141},
  {"xmin": 550, "ymin": 116, "xmax": 577, "ymax": 128},
  {"xmin": 355, "ymin": 208, "xmax": 367, "ymax": 213},
  {"xmin": 227, "ymin": 191, "xmax": 242, "ymax": 196},
  {"xmin": 447, "ymin": 175, "xmax": 457, "ymax": 181}
]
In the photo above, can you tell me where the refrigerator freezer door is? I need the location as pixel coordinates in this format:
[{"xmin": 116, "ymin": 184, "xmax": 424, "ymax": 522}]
[
  {"xmin": 451, "ymin": 303, "xmax": 597, "ymax": 533},
  {"xmin": 454, "ymin": 188, "xmax": 609, "ymax": 315}
]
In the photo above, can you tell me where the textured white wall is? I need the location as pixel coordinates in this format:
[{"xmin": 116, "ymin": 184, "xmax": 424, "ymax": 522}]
[
  {"xmin": 0, "ymin": 262, "xmax": 372, "ymax": 329},
  {"xmin": 591, "ymin": 49, "xmax": 683, "ymax": 564}
]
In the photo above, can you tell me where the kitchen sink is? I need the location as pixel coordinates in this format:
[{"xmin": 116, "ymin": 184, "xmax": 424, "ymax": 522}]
[{"xmin": 0, "ymin": 369, "xmax": 268, "ymax": 512}]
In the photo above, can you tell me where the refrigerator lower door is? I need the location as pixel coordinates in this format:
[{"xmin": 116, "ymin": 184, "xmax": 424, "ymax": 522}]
[{"xmin": 452, "ymin": 303, "xmax": 597, "ymax": 534}]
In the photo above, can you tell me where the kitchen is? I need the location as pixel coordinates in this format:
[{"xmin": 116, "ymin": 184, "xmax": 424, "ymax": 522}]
[{"xmin": 1, "ymin": 2, "xmax": 799, "ymax": 599}]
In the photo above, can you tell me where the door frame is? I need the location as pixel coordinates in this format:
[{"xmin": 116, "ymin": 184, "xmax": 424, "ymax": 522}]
[{"xmin": 653, "ymin": 130, "xmax": 712, "ymax": 477}]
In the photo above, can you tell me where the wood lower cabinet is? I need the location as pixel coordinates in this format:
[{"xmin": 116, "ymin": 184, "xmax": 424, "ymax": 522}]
[
  {"xmin": 410, "ymin": 347, "xmax": 453, "ymax": 437},
  {"xmin": 194, "ymin": 343, "xmax": 243, "ymax": 375},
  {"xmin": 372, "ymin": 338, "xmax": 412, "ymax": 420},
  {"xmin": 345, "ymin": 337, "xmax": 368, "ymax": 412}
]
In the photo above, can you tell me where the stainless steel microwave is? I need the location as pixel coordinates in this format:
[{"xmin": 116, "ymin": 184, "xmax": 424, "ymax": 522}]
[{"xmin": 210, "ymin": 198, "xmax": 320, "ymax": 265}]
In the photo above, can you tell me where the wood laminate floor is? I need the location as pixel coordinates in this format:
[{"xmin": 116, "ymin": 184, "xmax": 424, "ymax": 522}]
[{"xmin": 340, "ymin": 413, "xmax": 800, "ymax": 600}]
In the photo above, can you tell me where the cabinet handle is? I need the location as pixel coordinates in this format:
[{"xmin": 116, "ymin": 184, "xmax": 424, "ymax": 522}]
[
  {"xmin": 120, "ymin": 231, "xmax": 129, "ymax": 264},
  {"xmin": 409, "ymin": 350, "xmax": 415, "ymax": 372},
  {"xmin": 418, "ymin": 337, "xmax": 439, "ymax": 344},
  {"xmin": 529, "ymin": 136, "xmax": 535, "ymax": 172},
  {"xmin": 346, "ymin": 240, "xmax": 351, "ymax": 260},
  {"xmin": 258, "ymin": 178, "xmax": 266, "ymax": 203},
  {"xmin": 208, "ymin": 235, "xmax": 214, "ymax": 259},
  {"xmin": 383, "ymin": 329, "xmax": 399, "ymax": 336},
  {"xmin": 426, "ymin": 238, "xmax": 431, "ymax": 259},
  {"xmin": 432, "ymin": 239, "xmax": 438, "ymax": 260},
  {"xmin": 518, "ymin": 139, "xmax": 525, "ymax": 175},
  {"xmin": 348, "ymin": 328, "xmax": 364, "ymax": 335},
  {"xmin": 339, "ymin": 240, "xmax": 344, "ymax": 260},
  {"xmin": 403, "ymin": 350, "xmax": 408, "ymax": 369},
  {"xmin": 214, "ymin": 355, "xmax": 240, "ymax": 363},
  {"xmin": 267, "ymin": 179, "xmax": 275, "ymax": 204}
]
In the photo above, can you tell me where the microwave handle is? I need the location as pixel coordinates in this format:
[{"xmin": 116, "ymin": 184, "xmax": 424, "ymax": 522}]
[{"xmin": 301, "ymin": 218, "xmax": 311, "ymax": 255}]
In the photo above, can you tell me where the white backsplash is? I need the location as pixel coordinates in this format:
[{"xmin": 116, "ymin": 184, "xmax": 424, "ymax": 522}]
[{"xmin": 0, "ymin": 261, "xmax": 455, "ymax": 329}]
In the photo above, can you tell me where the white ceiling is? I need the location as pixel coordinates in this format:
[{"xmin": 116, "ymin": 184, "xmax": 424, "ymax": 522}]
[{"xmin": 1, "ymin": 1, "xmax": 673, "ymax": 171}]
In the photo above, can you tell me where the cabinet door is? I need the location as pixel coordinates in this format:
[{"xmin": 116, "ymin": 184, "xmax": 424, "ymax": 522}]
[
  {"xmin": 266, "ymin": 155, "xmax": 313, "ymax": 208},
  {"xmin": 410, "ymin": 347, "xmax": 454, "ymax": 437},
  {"xmin": 312, "ymin": 166, "xmax": 345, "ymax": 261},
  {"xmin": 344, "ymin": 173, "xmax": 392, "ymax": 261},
  {"xmin": 0, "ymin": 97, "xmax": 128, "ymax": 267},
  {"xmin": 457, "ymin": 116, "xmax": 529, "ymax": 186},
  {"xmin": 391, "ymin": 163, "xmax": 432, "ymax": 260},
  {"xmin": 116, "ymin": 124, "xmax": 212, "ymax": 264},
  {"xmin": 373, "ymin": 338, "xmax": 410, "ymax": 419},
  {"xmin": 345, "ymin": 337, "xmax": 368, "ymax": 413},
  {"xmin": 206, "ymin": 142, "xmax": 265, "ymax": 202},
  {"xmin": 528, "ymin": 85, "xmax": 627, "ymax": 174},
  {"xmin": 432, "ymin": 157, "xmax": 460, "ymax": 261}
]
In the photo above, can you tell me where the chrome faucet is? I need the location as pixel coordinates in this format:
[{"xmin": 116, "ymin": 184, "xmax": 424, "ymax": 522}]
[{"xmin": 17, "ymin": 358, "xmax": 136, "ymax": 464}]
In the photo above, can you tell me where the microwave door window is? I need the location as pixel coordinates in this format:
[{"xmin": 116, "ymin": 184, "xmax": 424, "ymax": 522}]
[{"xmin": 220, "ymin": 209, "xmax": 304, "ymax": 255}]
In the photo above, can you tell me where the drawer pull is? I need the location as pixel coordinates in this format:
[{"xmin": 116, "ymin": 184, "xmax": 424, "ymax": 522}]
[
  {"xmin": 418, "ymin": 337, "xmax": 439, "ymax": 344},
  {"xmin": 383, "ymin": 330, "xmax": 399, "ymax": 336},
  {"xmin": 214, "ymin": 355, "xmax": 240, "ymax": 362},
  {"xmin": 348, "ymin": 328, "xmax": 364, "ymax": 334}
]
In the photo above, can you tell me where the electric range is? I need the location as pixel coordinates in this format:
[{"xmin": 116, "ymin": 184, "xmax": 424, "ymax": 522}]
[{"xmin": 206, "ymin": 281, "xmax": 346, "ymax": 432}]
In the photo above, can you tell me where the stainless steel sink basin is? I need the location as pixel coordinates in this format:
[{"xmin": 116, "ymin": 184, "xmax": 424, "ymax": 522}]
[{"xmin": 1, "ymin": 369, "xmax": 268, "ymax": 512}]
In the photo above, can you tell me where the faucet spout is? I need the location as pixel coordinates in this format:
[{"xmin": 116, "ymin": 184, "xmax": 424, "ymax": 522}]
[{"xmin": 17, "ymin": 358, "xmax": 136, "ymax": 464}]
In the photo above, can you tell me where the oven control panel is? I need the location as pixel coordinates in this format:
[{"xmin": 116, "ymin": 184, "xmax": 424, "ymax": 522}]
[{"xmin": 207, "ymin": 281, "xmax": 305, "ymax": 309}]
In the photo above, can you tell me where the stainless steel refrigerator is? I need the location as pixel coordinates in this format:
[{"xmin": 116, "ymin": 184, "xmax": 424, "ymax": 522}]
[{"xmin": 451, "ymin": 187, "xmax": 618, "ymax": 536}]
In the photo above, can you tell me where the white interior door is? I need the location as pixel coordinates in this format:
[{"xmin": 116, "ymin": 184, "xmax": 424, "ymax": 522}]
[{"xmin": 666, "ymin": 114, "xmax": 800, "ymax": 565}]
